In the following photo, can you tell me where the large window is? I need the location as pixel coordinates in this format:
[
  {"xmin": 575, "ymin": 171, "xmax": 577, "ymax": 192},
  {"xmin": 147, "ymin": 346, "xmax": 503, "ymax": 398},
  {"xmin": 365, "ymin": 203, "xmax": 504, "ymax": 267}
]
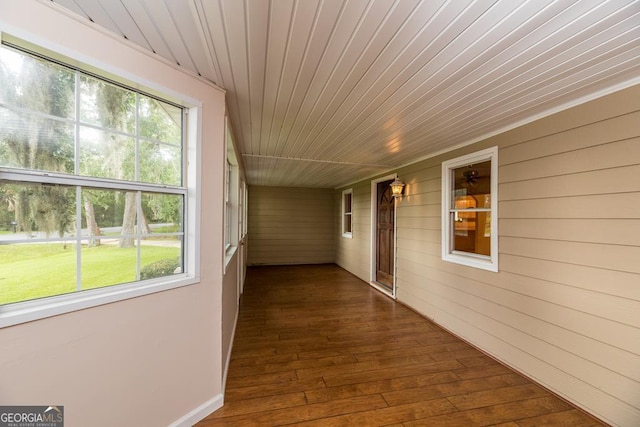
[
  {"xmin": 224, "ymin": 118, "xmax": 239, "ymax": 266},
  {"xmin": 441, "ymin": 147, "xmax": 498, "ymax": 271},
  {"xmin": 342, "ymin": 188, "xmax": 353, "ymax": 238},
  {"xmin": 0, "ymin": 42, "xmax": 187, "ymax": 311}
]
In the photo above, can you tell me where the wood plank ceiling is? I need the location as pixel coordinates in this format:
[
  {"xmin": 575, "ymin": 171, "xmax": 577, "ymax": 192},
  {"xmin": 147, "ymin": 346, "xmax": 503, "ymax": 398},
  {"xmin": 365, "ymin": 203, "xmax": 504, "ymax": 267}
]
[{"xmin": 48, "ymin": 0, "xmax": 640, "ymax": 188}]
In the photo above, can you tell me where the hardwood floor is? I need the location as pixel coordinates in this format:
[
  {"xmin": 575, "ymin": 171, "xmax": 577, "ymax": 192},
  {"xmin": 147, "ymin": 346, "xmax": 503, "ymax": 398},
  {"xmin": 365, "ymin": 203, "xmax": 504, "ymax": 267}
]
[{"xmin": 197, "ymin": 264, "xmax": 605, "ymax": 427}]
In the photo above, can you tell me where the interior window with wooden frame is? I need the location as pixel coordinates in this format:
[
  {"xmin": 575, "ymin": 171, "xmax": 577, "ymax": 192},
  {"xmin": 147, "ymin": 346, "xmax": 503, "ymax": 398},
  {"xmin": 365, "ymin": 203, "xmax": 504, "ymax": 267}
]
[
  {"xmin": 0, "ymin": 38, "xmax": 197, "ymax": 327},
  {"xmin": 441, "ymin": 147, "xmax": 498, "ymax": 272},
  {"xmin": 342, "ymin": 188, "xmax": 353, "ymax": 238}
]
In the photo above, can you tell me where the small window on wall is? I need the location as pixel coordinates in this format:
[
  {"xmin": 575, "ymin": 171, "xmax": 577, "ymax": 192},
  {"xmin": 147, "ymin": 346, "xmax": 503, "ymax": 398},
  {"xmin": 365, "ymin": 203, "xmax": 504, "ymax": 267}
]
[
  {"xmin": 442, "ymin": 147, "xmax": 498, "ymax": 272},
  {"xmin": 342, "ymin": 189, "xmax": 353, "ymax": 238},
  {"xmin": 225, "ymin": 158, "xmax": 232, "ymax": 250}
]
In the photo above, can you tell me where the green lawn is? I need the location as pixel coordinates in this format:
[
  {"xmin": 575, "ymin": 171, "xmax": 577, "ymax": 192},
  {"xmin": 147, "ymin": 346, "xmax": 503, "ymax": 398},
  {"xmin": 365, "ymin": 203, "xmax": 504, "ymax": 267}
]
[{"xmin": 0, "ymin": 243, "xmax": 180, "ymax": 305}]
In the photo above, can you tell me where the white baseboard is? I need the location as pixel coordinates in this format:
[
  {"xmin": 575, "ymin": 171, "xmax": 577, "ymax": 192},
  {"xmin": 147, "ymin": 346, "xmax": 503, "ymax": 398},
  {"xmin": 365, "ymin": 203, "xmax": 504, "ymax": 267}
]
[{"xmin": 168, "ymin": 394, "xmax": 224, "ymax": 427}]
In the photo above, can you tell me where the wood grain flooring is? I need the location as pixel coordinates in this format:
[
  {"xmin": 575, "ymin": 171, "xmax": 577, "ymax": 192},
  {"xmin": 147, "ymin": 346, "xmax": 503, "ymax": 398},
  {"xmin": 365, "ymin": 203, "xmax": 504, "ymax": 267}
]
[{"xmin": 197, "ymin": 264, "xmax": 606, "ymax": 426}]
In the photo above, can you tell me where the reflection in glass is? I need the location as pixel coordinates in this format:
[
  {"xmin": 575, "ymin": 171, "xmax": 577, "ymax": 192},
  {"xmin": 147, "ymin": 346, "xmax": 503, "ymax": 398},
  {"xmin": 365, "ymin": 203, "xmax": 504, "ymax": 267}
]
[
  {"xmin": 0, "ymin": 106, "xmax": 74, "ymax": 173},
  {"xmin": 0, "ymin": 45, "xmax": 75, "ymax": 119},
  {"xmin": 141, "ymin": 192, "xmax": 183, "ymax": 233},
  {"xmin": 450, "ymin": 160, "xmax": 492, "ymax": 257},
  {"xmin": 0, "ymin": 44, "xmax": 186, "ymax": 306},
  {"xmin": 139, "ymin": 141, "xmax": 181, "ymax": 185},
  {"xmin": 80, "ymin": 75, "xmax": 135, "ymax": 134},
  {"xmin": 452, "ymin": 210, "xmax": 491, "ymax": 256},
  {"xmin": 79, "ymin": 126, "xmax": 135, "ymax": 180},
  {"xmin": 0, "ymin": 181, "xmax": 76, "ymax": 239},
  {"xmin": 138, "ymin": 95, "xmax": 182, "ymax": 144}
]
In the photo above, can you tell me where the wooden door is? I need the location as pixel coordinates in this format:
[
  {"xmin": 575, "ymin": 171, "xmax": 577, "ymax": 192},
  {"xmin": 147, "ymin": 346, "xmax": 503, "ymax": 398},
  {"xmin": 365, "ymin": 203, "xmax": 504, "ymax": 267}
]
[{"xmin": 376, "ymin": 180, "xmax": 395, "ymax": 288}]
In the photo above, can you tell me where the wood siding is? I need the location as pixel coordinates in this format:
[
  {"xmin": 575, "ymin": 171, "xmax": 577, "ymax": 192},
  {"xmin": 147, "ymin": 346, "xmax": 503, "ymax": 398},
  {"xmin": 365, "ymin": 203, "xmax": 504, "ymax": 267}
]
[
  {"xmin": 248, "ymin": 186, "xmax": 336, "ymax": 265},
  {"xmin": 336, "ymin": 84, "xmax": 640, "ymax": 426},
  {"xmin": 336, "ymin": 184, "xmax": 372, "ymax": 282}
]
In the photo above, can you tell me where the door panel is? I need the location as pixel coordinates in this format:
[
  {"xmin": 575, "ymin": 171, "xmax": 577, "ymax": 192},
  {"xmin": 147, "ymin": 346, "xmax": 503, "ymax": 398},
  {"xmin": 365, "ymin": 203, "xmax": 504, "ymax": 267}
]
[{"xmin": 376, "ymin": 180, "xmax": 395, "ymax": 288}]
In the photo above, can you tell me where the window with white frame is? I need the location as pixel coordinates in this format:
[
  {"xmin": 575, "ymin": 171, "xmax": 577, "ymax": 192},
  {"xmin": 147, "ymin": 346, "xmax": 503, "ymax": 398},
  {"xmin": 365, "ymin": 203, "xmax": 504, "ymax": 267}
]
[
  {"xmin": 238, "ymin": 179, "xmax": 247, "ymax": 240},
  {"xmin": 441, "ymin": 147, "xmax": 498, "ymax": 272},
  {"xmin": 242, "ymin": 181, "xmax": 248, "ymax": 238},
  {"xmin": 225, "ymin": 158, "xmax": 232, "ymax": 250},
  {"xmin": 0, "ymin": 40, "xmax": 190, "ymax": 312},
  {"xmin": 224, "ymin": 121, "xmax": 239, "ymax": 258},
  {"xmin": 238, "ymin": 179, "xmax": 244, "ymax": 242},
  {"xmin": 342, "ymin": 188, "xmax": 353, "ymax": 238}
]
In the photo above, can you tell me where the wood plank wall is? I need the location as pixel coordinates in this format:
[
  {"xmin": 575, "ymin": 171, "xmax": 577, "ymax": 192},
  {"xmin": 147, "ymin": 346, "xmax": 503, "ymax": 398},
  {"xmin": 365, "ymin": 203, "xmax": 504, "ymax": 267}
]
[
  {"xmin": 335, "ymin": 185, "xmax": 371, "ymax": 281},
  {"xmin": 336, "ymin": 84, "xmax": 640, "ymax": 426},
  {"xmin": 248, "ymin": 186, "xmax": 336, "ymax": 265}
]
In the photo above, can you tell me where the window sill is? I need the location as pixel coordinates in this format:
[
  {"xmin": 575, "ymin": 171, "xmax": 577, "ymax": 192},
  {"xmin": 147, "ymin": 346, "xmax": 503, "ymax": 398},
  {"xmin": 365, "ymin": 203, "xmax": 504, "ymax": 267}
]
[
  {"xmin": 0, "ymin": 274, "xmax": 199, "ymax": 328},
  {"xmin": 224, "ymin": 245, "xmax": 238, "ymax": 273},
  {"xmin": 342, "ymin": 233, "xmax": 353, "ymax": 239},
  {"xmin": 443, "ymin": 252, "xmax": 498, "ymax": 272}
]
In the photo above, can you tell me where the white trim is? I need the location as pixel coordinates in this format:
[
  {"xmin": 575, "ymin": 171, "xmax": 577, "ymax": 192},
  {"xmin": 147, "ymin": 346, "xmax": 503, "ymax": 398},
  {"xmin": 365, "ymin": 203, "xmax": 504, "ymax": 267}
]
[
  {"xmin": 224, "ymin": 245, "xmax": 238, "ymax": 274},
  {"xmin": 370, "ymin": 174, "xmax": 398, "ymax": 299},
  {"xmin": 188, "ymin": 106, "xmax": 202, "ymax": 291},
  {"xmin": 392, "ymin": 192, "xmax": 399, "ymax": 299},
  {"xmin": 168, "ymin": 394, "xmax": 224, "ymax": 427},
  {"xmin": 0, "ymin": 169, "xmax": 186, "ymax": 193},
  {"xmin": 0, "ymin": 37, "xmax": 202, "ymax": 328},
  {"xmin": 369, "ymin": 280, "xmax": 394, "ymax": 299},
  {"xmin": 0, "ymin": 275, "xmax": 198, "ymax": 328},
  {"xmin": 441, "ymin": 146, "xmax": 498, "ymax": 272},
  {"xmin": 341, "ymin": 188, "xmax": 353, "ymax": 238},
  {"xmin": 23, "ymin": 1, "xmax": 225, "ymax": 96}
]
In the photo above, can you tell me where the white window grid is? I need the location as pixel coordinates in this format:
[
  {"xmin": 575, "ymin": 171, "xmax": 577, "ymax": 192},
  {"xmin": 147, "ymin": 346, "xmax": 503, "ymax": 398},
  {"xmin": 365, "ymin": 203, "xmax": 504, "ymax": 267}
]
[
  {"xmin": 342, "ymin": 188, "xmax": 353, "ymax": 238},
  {"xmin": 441, "ymin": 146, "xmax": 498, "ymax": 272},
  {"xmin": 0, "ymin": 41, "xmax": 188, "ymax": 314}
]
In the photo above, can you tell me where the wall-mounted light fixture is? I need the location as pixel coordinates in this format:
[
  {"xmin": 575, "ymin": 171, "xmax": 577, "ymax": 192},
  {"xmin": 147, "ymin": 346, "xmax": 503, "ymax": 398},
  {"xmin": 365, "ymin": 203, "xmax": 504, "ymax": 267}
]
[{"xmin": 390, "ymin": 177, "xmax": 405, "ymax": 198}]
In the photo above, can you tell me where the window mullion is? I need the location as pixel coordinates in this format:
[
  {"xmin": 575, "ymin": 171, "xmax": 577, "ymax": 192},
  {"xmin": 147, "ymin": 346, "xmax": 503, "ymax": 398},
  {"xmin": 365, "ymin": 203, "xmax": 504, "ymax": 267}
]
[
  {"xmin": 0, "ymin": 169, "xmax": 185, "ymax": 194},
  {"xmin": 135, "ymin": 93, "xmax": 140, "ymax": 182},
  {"xmin": 75, "ymin": 70, "xmax": 82, "ymax": 292},
  {"xmin": 0, "ymin": 102, "xmax": 75, "ymax": 126},
  {"xmin": 74, "ymin": 70, "xmax": 81, "ymax": 176},
  {"xmin": 136, "ymin": 190, "xmax": 142, "ymax": 281},
  {"xmin": 75, "ymin": 186, "xmax": 82, "ymax": 292}
]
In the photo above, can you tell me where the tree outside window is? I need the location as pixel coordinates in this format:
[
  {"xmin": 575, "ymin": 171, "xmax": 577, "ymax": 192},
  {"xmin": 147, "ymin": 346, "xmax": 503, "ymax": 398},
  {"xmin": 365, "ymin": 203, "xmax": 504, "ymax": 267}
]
[{"xmin": 0, "ymin": 43, "xmax": 185, "ymax": 305}]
